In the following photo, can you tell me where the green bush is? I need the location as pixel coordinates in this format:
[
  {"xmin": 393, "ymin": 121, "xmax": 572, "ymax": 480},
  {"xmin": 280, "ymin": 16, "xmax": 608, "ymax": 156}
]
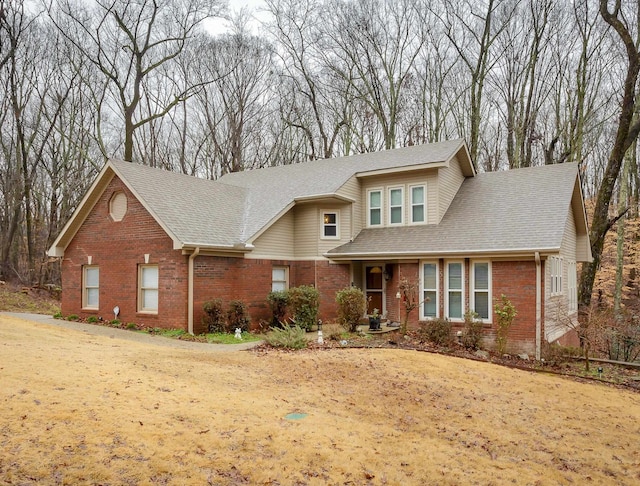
[
  {"xmin": 288, "ymin": 285, "xmax": 320, "ymax": 331},
  {"xmin": 462, "ymin": 311, "xmax": 483, "ymax": 350},
  {"xmin": 203, "ymin": 298, "xmax": 226, "ymax": 333},
  {"xmin": 126, "ymin": 322, "xmax": 137, "ymax": 330},
  {"xmin": 227, "ymin": 299, "xmax": 250, "ymax": 332},
  {"xmin": 67, "ymin": 314, "xmax": 79, "ymax": 321},
  {"xmin": 264, "ymin": 325, "xmax": 308, "ymax": 349},
  {"xmin": 86, "ymin": 315, "xmax": 98, "ymax": 323},
  {"xmin": 110, "ymin": 319, "xmax": 121, "ymax": 326},
  {"xmin": 418, "ymin": 318, "xmax": 452, "ymax": 346},
  {"xmin": 53, "ymin": 311, "xmax": 63, "ymax": 319},
  {"xmin": 335, "ymin": 287, "xmax": 366, "ymax": 332},
  {"xmin": 267, "ymin": 290, "xmax": 289, "ymax": 327},
  {"xmin": 495, "ymin": 295, "xmax": 517, "ymax": 354}
]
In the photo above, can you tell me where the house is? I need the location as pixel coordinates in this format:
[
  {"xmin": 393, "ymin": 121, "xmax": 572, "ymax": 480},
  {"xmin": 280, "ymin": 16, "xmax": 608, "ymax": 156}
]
[{"xmin": 48, "ymin": 139, "xmax": 591, "ymax": 357}]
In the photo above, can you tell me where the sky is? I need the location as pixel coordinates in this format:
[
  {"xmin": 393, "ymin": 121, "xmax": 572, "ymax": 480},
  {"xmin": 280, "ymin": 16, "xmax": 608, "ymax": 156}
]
[{"xmin": 203, "ymin": 0, "xmax": 270, "ymax": 36}]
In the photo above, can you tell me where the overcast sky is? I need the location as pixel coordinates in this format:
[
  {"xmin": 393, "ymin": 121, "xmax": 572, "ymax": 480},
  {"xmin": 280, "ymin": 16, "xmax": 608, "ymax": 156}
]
[{"xmin": 203, "ymin": 0, "xmax": 270, "ymax": 35}]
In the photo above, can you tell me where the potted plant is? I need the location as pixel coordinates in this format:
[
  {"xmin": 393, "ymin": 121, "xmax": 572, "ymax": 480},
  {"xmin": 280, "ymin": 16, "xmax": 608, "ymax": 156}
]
[{"xmin": 368, "ymin": 307, "xmax": 381, "ymax": 331}]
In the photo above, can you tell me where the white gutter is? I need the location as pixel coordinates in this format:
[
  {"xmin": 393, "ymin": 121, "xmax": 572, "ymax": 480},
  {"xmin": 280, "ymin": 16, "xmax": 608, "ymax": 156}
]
[
  {"xmin": 188, "ymin": 247, "xmax": 200, "ymax": 335},
  {"xmin": 535, "ymin": 251, "xmax": 541, "ymax": 361}
]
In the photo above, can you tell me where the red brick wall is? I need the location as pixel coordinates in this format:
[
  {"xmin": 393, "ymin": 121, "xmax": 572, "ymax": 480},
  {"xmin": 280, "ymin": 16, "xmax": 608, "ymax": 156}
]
[
  {"xmin": 193, "ymin": 258, "xmax": 350, "ymax": 334},
  {"xmin": 61, "ymin": 177, "xmax": 188, "ymax": 328}
]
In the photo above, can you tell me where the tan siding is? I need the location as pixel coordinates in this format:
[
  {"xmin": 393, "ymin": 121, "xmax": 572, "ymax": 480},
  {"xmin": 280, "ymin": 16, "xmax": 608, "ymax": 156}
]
[
  {"xmin": 560, "ymin": 207, "xmax": 577, "ymax": 262},
  {"xmin": 250, "ymin": 209, "xmax": 295, "ymax": 258},
  {"xmin": 294, "ymin": 205, "xmax": 318, "ymax": 258},
  {"xmin": 360, "ymin": 170, "xmax": 437, "ymax": 226},
  {"xmin": 336, "ymin": 176, "xmax": 361, "ymax": 237},
  {"xmin": 437, "ymin": 155, "xmax": 465, "ymax": 222}
]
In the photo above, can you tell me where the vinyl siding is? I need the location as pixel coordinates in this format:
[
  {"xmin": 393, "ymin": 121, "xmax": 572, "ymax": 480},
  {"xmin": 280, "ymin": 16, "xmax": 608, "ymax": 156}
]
[
  {"xmin": 250, "ymin": 209, "xmax": 295, "ymax": 258},
  {"xmin": 336, "ymin": 176, "xmax": 361, "ymax": 238},
  {"xmin": 294, "ymin": 205, "xmax": 319, "ymax": 258},
  {"xmin": 437, "ymin": 155, "xmax": 465, "ymax": 222}
]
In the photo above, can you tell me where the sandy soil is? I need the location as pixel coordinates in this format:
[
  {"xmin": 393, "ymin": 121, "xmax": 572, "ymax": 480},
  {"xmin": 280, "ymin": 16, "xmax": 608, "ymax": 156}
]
[{"xmin": 1, "ymin": 313, "xmax": 639, "ymax": 485}]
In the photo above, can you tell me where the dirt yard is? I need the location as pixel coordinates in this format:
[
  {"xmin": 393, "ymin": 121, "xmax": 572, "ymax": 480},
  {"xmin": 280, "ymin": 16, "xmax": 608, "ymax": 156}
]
[{"xmin": 1, "ymin": 314, "xmax": 639, "ymax": 485}]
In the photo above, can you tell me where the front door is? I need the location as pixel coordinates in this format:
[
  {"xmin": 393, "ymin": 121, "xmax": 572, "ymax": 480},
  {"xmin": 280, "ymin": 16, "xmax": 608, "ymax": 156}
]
[{"xmin": 365, "ymin": 265, "xmax": 384, "ymax": 315}]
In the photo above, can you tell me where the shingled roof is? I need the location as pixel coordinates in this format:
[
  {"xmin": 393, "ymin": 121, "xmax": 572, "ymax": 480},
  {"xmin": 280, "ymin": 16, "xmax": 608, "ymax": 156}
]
[{"xmin": 327, "ymin": 162, "xmax": 587, "ymax": 258}]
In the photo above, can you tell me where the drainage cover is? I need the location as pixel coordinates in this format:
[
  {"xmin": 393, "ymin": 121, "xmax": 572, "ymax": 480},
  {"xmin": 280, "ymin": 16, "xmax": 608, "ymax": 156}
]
[{"xmin": 284, "ymin": 413, "xmax": 308, "ymax": 420}]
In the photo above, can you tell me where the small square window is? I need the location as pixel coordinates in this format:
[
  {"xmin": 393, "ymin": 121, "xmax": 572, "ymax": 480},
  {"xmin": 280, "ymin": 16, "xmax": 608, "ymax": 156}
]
[
  {"xmin": 272, "ymin": 266, "xmax": 289, "ymax": 292},
  {"xmin": 322, "ymin": 212, "xmax": 339, "ymax": 239}
]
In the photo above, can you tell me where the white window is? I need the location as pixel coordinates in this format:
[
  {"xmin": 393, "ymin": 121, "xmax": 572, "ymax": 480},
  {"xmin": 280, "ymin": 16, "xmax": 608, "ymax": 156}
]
[
  {"xmin": 139, "ymin": 265, "xmax": 159, "ymax": 313},
  {"xmin": 389, "ymin": 187, "xmax": 404, "ymax": 225},
  {"xmin": 83, "ymin": 266, "xmax": 99, "ymax": 309},
  {"xmin": 410, "ymin": 185, "xmax": 425, "ymax": 223},
  {"xmin": 446, "ymin": 261, "xmax": 464, "ymax": 320},
  {"xmin": 567, "ymin": 260, "xmax": 577, "ymax": 313},
  {"xmin": 550, "ymin": 256, "xmax": 563, "ymax": 295},
  {"xmin": 421, "ymin": 261, "xmax": 439, "ymax": 319},
  {"xmin": 272, "ymin": 266, "xmax": 289, "ymax": 292},
  {"xmin": 368, "ymin": 189, "xmax": 382, "ymax": 226},
  {"xmin": 471, "ymin": 261, "xmax": 491, "ymax": 320},
  {"xmin": 322, "ymin": 211, "xmax": 339, "ymax": 239}
]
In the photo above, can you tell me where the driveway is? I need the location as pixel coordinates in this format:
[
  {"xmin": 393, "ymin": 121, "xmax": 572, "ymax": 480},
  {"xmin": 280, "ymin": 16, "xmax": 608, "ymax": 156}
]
[{"xmin": 0, "ymin": 312, "xmax": 262, "ymax": 352}]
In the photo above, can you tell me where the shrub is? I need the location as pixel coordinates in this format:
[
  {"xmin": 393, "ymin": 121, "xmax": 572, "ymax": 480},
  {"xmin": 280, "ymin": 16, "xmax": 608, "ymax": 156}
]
[
  {"xmin": 227, "ymin": 299, "xmax": 250, "ymax": 332},
  {"xmin": 541, "ymin": 342, "xmax": 581, "ymax": 364},
  {"xmin": 110, "ymin": 319, "xmax": 121, "ymax": 326},
  {"xmin": 462, "ymin": 311, "xmax": 484, "ymax": 350},
  {"xmin": 418, "ymin": 318, "xmax": 452, "ymax": 346},
  {"xmin": 53, "ymin": 311, "xmax": 63, "ymax": 319},
  {"xmin": 494, "ymin": 295, "xmax": 517, "ymax": 354},
  {"xmin": 126, "ymin": 322, "xmax": 137, "ymax": 330},
  {"xmin": 335, "ymin": 287, "xmax": 366, "ymax": 332},
  {"xmin": 264, "ymin": 325, "xmax": 308, "ymax": 349},
  {"xmin": 67, "ymin": 314, "xmax": 79, "ymax": 321},
  {"xmin": 203, "ymin": 298, "xmax": 226, "ymax": 333},
  {"xmin": 86, "ymin": 316, "xmax": 98, "ymax": 323},
  {"xmin": 322, "ymin": 322, "xmax": 346, "ymax": 341},
  {"xmin": 267, "ymin": 290, "xmax": 289, "ymax": 327},
  {"xmin": 288, "ymin": 285, "xmax": 320, "ymax": 331}
]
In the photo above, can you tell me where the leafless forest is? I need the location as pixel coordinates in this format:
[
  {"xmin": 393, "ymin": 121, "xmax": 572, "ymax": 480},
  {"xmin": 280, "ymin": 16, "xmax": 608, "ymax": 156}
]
[{"xmin": 1, "ymin": 0, "xmax": 639, "ymax": 305}]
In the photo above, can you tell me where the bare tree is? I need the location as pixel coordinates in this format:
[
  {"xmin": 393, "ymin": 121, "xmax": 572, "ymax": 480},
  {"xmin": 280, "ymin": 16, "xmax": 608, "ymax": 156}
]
[
  {"xmin": 49, "ymin": 0, "xmax": 223, "ymax": 162},
  {"xmin": 579, "ymin": 0, "xmax": 640, "ymax": 309}
]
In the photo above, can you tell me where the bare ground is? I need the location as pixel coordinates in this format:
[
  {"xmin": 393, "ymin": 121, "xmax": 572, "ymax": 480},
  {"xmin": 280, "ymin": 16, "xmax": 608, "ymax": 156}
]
[{"xmin": 1, "ymin": 314, "xmax": 640, "ymax": 485}]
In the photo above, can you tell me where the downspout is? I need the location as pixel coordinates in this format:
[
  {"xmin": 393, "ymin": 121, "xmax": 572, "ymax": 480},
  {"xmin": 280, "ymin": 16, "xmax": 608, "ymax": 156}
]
[
  {"xmin": 188, "ymin": 247, "xmax": 200, "ymax": 335},
  {"xmin": 535, "ymin": 252, "xmax": 541, "ymax": 361}
]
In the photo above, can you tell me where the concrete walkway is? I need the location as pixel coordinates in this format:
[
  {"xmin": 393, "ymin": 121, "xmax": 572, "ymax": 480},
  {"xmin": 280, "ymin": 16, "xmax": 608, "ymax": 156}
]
[{"xmin": 0, "ymin": 312, "xmax": 263, "ymax": 353}]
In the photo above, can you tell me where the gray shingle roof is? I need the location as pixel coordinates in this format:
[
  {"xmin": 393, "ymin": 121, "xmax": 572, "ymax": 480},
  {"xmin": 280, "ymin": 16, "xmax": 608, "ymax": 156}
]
[
  {"xmin": 111, "ymin": 139, "xmax": 469, "ymax": 248},
  {"xmin": 328, "ymin": 162, "xmax": 581, "ymax": 257}
]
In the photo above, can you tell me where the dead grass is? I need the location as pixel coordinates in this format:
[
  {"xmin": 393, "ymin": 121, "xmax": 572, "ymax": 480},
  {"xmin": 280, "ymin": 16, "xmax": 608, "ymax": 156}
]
[
  {"xmin": 1, "ymin": 314, "xmax": 639, "ymax": 485},
  {"xmin": 0, "ymin": 283, "xmax": 60, "ymax": 315}
]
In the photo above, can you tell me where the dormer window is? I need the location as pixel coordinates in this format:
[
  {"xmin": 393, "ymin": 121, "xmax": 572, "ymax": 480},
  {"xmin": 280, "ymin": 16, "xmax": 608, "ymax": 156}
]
[
  {"xmin": 389, "ymin": 187, "xmax": 404, "ymax": 225},
  {"xmin": 322, "ymin": 211, "xmax": 339, "ymax": 239},
  {"xmin": 368, "ymin": 189, "xmax": 382, "ymax": 226}
]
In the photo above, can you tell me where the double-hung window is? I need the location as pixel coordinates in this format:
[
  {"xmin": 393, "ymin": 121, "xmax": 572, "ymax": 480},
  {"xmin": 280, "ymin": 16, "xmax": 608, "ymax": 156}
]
[
  {"xmin": 471, "ymin": 261, "xmax": 491, "ymax": 320},
  {"xmin": 83, "ymin": 266, "xmax": 99, "ymax": 309},
  {"xmin": 410, "ymin": 185, "xmax": 425, "ymax": 223},
  {"xmin": 272, "ymin": 266, "xmax": 289, "ymax": 292},
  {"xmin": 389, "ymin": 187, "xmax": 403, "ymax": 225},
  {"xmin": 550, "ymin": 256, "xmax": 563, "ymax": 295},
  {"xmin": 322, "ymin": 212, "xmax": 339, "ymax": 239},
  {"xmin": 139, "ymin": 265, "xmax": 159, "ymax": 313},
  {"xmin": 421, "ymin": 261, "xmax": 438, "ymax": 319},
  {"xmin": 446, "ymin": 261, "xmax": 464, "ymax": 320},
  {"xmin": 368, "ymin": 190, "xmax": 382, "ymax": 226}
]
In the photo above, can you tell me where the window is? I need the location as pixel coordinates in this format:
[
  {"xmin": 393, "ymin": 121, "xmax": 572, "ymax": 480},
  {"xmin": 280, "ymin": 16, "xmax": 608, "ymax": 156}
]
[
  {"xmin": 389, "ymin": 187, "xmax": 403, "ymax": 225},
  {"xmin": 410, "ymin": 185, "xmax": 425, "ymax": 223},
  {"xmin": 109, "ymin": 191, "xmax": 127, "ymax": 221},
  {"xmin": 139, "ymin": 265, "xmax": 158, "ymax": 313},
  {"xmin": 83, "ymin": 266, "xmax": 99, "ymax": 309},
  {"xmin": 322, "ymin": 211, "xmax": 339, "ymax": 239},
  {"xmin": 471, "ymin": 261, "xmax": 491, "ymax": 320},
  {"xmin": 272, "ymin": 266, "xmax": 289, "ymax": 292},
  {"xmin": 550, "ymin": 256, "xmax": 563, "ymax": 295},
  {"xmin": 368, "ymin": 189, "xmax": 382, "ymax": 226},
  {"xmin": 446, "ymin": 261, "xmax": 464, "ymax": 320},
  {"xmin": 567, "ymin": 260, "xmax": 577, "ymax": 313},
  {"xmin": 421, "ymin": 261, "xmax": 439, "ymax": 319}
]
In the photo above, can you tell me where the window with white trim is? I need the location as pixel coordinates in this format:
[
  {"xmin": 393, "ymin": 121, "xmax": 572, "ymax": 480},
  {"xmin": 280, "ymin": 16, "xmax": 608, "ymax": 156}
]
[
  {"xmin": 550, "ymin": 256, "xmax": 563, "ymax": 295},
  {"xmin": 138, "ymin": 265, "xmax": 159, "ymax": 313},
  {"xmin": 322, "ymin": 211, "xmax": 339, "ymax": 239},
  {"xmin": 272, "ymin": 266, "xmax": 289, "ymax": 292},
  {"xmin": 567, "ymin": 260, "xmax": 577, "ymax": 313},
  {"xmin": 446, "ymin": 261, "xmax": 464, "ymax": 320},
  {"xmin": 83, "ymin": 266, "xmax": 99, "ymax": 309},
  {"xmin": 410, "ymin": 185, "xmax": 425, "ymax": 223},
  {"xmin": 368, "ymin": 189, "xmax": 382, "ymax": 226},
  {"xmin": 389, "ymin": 187, "xmax": 404, "ymax": 225},
  {"xmin": 471, "ymin": 261, "xmax": 491, "ymax": 320},
  {"xmin": 421, "ymin": 261, "xmax": 439, "ymax": 319}
]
